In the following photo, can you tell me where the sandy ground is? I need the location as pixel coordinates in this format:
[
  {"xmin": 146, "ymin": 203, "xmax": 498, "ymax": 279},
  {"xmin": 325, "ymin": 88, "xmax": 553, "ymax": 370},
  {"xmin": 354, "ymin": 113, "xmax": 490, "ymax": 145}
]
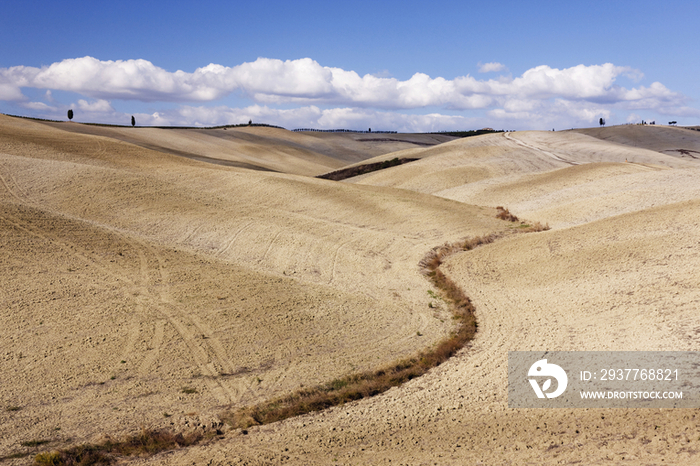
[{"xmin": 2, "ymin": 116, "xmax": 700, "ymax": 464}]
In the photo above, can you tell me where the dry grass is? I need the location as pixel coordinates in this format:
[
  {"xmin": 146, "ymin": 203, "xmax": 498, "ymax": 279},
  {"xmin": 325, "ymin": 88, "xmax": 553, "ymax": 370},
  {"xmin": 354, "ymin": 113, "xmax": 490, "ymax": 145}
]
[
  {"xmin": 418, "ymin": 233, "xmax": 501, "ymax": 272},
  {"xmin": 33, "ymin": 428, "xmax": 203, "ymax": 465},
  {"xmin": 495, "ymin": 207, "xmax": 550, "ymax": 233},
  {"xmin": 496, "ymin": 206, "xmax": 519, "ymax": 222}
]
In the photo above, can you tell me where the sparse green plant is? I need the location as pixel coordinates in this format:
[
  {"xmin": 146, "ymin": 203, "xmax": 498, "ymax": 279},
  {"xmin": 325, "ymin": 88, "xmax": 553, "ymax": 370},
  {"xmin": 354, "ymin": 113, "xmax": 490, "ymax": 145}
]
[
  {"xmin": 6, "ymin": 406, "xmax": 21, "ymax": 412},
  {"xmin": 519, "ymin": 221, "xmax": 550, "ymax": 232},
  {"xmin": 181, "ymin": 387, "xmax": 197, "ymax": 394},
  {"xmin": 34, "ymin": 451, "xmax": 61, "ymax": 465}
]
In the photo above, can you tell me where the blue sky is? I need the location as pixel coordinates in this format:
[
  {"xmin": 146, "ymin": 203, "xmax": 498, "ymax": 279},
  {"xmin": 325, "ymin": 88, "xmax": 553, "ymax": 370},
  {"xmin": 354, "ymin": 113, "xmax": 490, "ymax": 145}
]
[{"xmin": 1, "ymin": 0, "xmax": 699, "ymax": 131}]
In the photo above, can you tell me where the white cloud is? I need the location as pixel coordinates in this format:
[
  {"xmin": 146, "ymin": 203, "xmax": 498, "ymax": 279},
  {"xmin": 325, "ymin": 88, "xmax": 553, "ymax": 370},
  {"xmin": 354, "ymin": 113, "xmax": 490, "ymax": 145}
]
[
  {"xmin": 478, "ymin": 62, "xmax": 507, "ymax": 73},
  {"xmin": 0, "ymin": 57, "xmax": 684, "ymax": 110},
  {"xmin": 0, "ymin": 75, "xmax": 24, "ymax": 101},
  {"xmin": 626, "ymin": 113, "xmax": 642, "ymax": 123},
  {"xmin": 77, "ymin": 99, "xmax": 114, "ymax": 112},
  {"xmin": 0, "ymin": 56, "xmax": 695, "ymax": 130},
  {"xmin": 21, "ymin": 101, "xmax": 56, "ymax": 111}
]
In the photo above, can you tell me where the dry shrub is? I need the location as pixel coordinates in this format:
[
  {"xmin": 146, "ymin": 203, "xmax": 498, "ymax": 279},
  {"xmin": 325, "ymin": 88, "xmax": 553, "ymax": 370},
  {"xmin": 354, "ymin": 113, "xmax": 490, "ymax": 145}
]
[
  {"xmin": 34, "ymin": 429, "xmax": 203, "ymax": 466},
  {"xmin": 419, "ymin": 233, "xmax": 499, "ymax": 273},
  {"xmin": 496, "ymin": 206, "xmax": 519, "ymax": 222},
  {"xmin": 459, "ymin": 232, "xmax": 500, "ymax": 251}
]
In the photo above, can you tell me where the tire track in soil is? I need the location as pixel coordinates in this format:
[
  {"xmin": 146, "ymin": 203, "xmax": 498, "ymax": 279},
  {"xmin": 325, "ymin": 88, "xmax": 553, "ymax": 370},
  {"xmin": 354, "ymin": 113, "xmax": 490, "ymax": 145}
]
[
  {"xmin": 138, "ymin": 319, "xmax": 166, "ymax": 376},
  {"xmin": 504, "ymin": 132, "xmax": 580, "ymax": 166},
  {"xmin": 328, "ymin": 240, "xmax": 351, "ymax": 285},
  {"xmin": 216, "ymin": 221, "xmax": 253, "ymax": 258},
  {"xmin": 0, "ymin": 166, "xmax": 240, "ymax": 403},
  {"xmin": 0, "ymin": 162, "xmax": 158, "ymax": 375},
  {"xmin": 180, "ymin": 222, "xmax": 209, "ymax": 245},
  {"xmin": 258, "ymin": 229, "xmax": 284, "ymax": 264},
  {"xmin": 1, "ymin": 162, "xmax": 247, "ymax": 404},
  {"xmin": 132, "ymin": 239, "xmax": 242, "ymax": 404},
  {"xmin": 0, "ymin": 204, "xmax": 156, "ymax": 378},
  {"xmin": 0, "ymin": 170, "xmax": 23, "ymax": 203}
]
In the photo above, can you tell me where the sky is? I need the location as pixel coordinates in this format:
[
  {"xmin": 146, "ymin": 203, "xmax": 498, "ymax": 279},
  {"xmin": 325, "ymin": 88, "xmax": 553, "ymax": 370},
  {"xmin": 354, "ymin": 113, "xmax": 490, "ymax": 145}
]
[{"xmin": 1, "ymin": 0, "xmax": 699, "ymax": 132}]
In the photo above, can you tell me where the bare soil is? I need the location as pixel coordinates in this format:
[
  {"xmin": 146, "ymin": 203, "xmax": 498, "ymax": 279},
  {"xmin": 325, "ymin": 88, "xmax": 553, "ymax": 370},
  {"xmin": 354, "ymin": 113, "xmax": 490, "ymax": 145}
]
[{"xmin": 2, "ymin": 116, "xmax": 700, "ymax": 465}]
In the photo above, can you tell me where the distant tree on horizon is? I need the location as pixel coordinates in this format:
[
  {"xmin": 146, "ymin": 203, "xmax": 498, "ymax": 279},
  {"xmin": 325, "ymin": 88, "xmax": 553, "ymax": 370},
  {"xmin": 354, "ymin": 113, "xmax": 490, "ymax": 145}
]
[
  {"xmin": 67, "ymin": 109, "xmax": 73, "ymax": 121},
  {"xmin": 599, "ymin": 117, "xmax": 605, "ymax": 127},
  {"xmin": 131, "ymin": 115, "xmax": 136, "ymax": 127}
]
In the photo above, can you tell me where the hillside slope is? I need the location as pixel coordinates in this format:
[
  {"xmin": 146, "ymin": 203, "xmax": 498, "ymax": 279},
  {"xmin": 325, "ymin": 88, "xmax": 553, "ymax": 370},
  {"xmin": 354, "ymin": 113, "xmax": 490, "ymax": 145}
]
[{"xmin": 36, "ymin": 118, "xmax": 455, "ymax": 176}]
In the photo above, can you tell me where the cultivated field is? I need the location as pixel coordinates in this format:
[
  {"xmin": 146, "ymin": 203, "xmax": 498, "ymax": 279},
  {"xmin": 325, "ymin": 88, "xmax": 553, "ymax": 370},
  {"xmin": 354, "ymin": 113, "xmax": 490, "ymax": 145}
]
[{"xmin": 1, "ymin": 115, "xmax": 700, "ymax": 464}]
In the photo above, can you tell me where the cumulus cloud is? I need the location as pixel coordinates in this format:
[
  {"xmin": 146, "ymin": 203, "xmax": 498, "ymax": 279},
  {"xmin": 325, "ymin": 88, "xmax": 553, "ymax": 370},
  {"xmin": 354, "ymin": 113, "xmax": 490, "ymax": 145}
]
[
  {"xmin": 21, "ymin": 101, "xmax": 56, "ymax": 111},
  {"xmin": 77, "ymin": 99, "xmax": 114, "ymax": 112},
  {"xmin": 478, "ymin": 62, "xmax": 507, "ymax": 73},
  {"xmin": 0, "ymin": 56, "xmax": 694, "ymax": 129},
  {"xmin": 0, "ymin": 57, "xmax": 685, "ymax": 110},
  {"xmin": 0, "ymin": 74, "xmax": 24, "ymax": 101}
]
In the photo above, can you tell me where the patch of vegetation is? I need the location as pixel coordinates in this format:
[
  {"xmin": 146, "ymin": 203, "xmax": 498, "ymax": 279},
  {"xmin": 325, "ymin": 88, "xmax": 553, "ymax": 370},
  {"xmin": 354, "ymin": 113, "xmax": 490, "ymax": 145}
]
[
  {"xmin": 517, "ymin": 221, "xmax": 550, "ymax": 232},
  {"xmin": 419, "ymin": 233, "xmax": 501, "ymax": 272},
  {"xmin": 181, "ymin": 387, "xmax": 198, "ymax": 394},
  {"xmin": 496, "ymin": 206, "xmax": 519, "ymax": 222},
  {"xmin": 33, "ymin": 429, "xmax": 203, "ymax": 466},
  {"xmin": 6, "ymin": 405, "xmax": 21, "ymax": 412},
  {"xmin": 317, "ymin": 157, "xmax": 419, "ymax": 181}
]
